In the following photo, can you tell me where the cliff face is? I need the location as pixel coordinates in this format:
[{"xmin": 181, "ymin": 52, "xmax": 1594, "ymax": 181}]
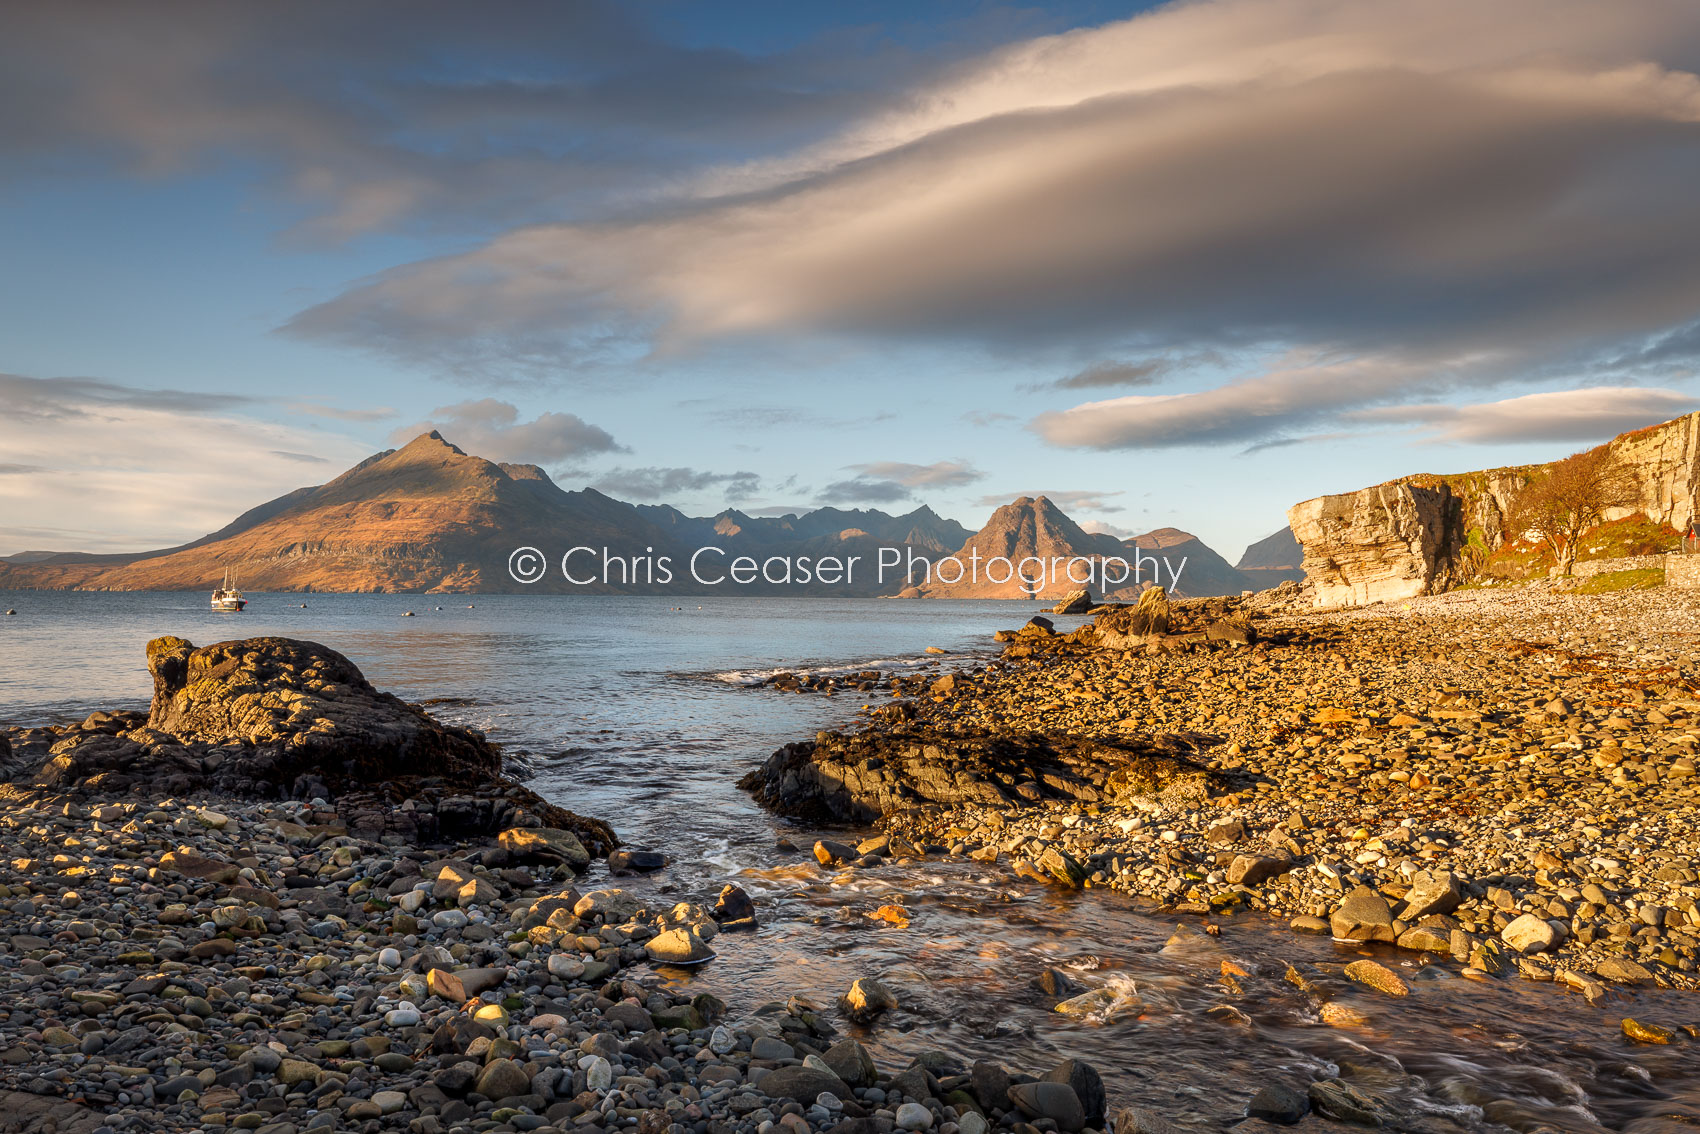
[
  {"xmin": 1287, "ymin": 482, "xmax": 1468, "ymax": 607},
  {"xmin": 1287, "ymin": 411, "xmax": 1700, "ymax": 607}
]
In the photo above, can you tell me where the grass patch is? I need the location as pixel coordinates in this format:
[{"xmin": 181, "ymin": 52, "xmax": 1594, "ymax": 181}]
[
  {"xmin": 1574, "ymin": 514, "xmax": 1681, "ymax": 560},
  {"xmin": 1570, "ymin": 567, "xmax": 1664, "ymax": 594}
]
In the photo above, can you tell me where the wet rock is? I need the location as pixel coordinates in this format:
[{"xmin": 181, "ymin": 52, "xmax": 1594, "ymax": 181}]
[
  {"xmin": 498, "ymin": 826, "xmax": 591, "ymax": 869},
  {"xmin": 1307, "ymin": 1080, "xmax": 1385, "ymax": 1126},
  {"xmin": 1036, "ymin": 845, "xmax": 1088, "ymax": 888},
  {"xmin": 1343, "ymin": 960, "xmax": 1408, "ymax": 998},
  {"xmin": 1623, "ymin": 1017, "xmax": 1677, "ymax": 1044},
  {"xmin": 607, "ymin": 847, "xmax": 667, "ymax": 873},
  {"xmin": 714, "ymin": 883, "xmax": 758, "ymax": 927},
  {"xmin": 1043, "ymin": 1058, "xmax": 1106, "ymax": 1126},
  {"xmin": 971, "ymin": 1060, "xmax": 1012, "ymax": 1112},
  {"xmin": 815, "ymin": 839, "xmax": 858, "ymax": 866},
  {"xmin": 1036, "ymin": 967, "xmax": 1082, "ymax": 997},
  {"xmin": 1246, "ymin": 1083, "xmax": 1309, "ymax": 1124},
  {"xmin": 840, "ymin": 976, "xmax": 899, "ymax": 1023}
]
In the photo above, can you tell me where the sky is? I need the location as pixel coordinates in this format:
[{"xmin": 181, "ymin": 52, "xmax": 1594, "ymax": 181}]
[{"xmin": 5, "ymin": 0, "xmax": 1700, "ymax": 561}]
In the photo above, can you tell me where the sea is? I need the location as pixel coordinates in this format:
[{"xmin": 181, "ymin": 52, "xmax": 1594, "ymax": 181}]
[{"xmin": 2, "ymin": 591, "xmax": 1696, "ymax": 1130}]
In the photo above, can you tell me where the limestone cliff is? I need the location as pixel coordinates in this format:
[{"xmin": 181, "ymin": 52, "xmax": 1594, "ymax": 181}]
[{"xmin": 1287, "ymin": 411, "xmax": 1700, "ymax": 607}]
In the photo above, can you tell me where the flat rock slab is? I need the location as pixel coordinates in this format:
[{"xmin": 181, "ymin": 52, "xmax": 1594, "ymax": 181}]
[{"xmin": 740, "ymin": 727, "xmax": 1221, "ymax": 823}]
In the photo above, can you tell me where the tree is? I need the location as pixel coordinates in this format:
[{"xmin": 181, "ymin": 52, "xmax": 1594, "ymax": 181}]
[{"xmin": 1506, "ymin": 446, "xmax": 1637, "ymax": 576}]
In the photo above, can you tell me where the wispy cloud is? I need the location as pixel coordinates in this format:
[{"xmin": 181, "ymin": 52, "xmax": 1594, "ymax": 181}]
[
  {"xmin": 0, "ymin": 375, "xmax": 370, "ymax": 554},
  {"xmin": 846, "ymin": 459, "xmax": 983, "ymax": 488},
  {"xmin": 818, "ymin": 478, "xmax": 915, "ymax": 505},
  {"xmin": 591, "ymin": 466, "xmax": 759, "ymax": 501},
  {"xmin": 1350, "ymin": 387, "xmax": 1700, "ymax": 444},
  {"xmin": 1, "ymin": 373, "xmax": 254, "ymax": 419}
]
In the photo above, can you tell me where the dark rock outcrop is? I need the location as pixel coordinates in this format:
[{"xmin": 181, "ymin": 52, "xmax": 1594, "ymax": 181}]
[
  {"xmin": 739, "ymin": 727, "xmax": 1221, "ymax": 824},
  {"xmin": 7, "ymin": 635, "xmax": 616, "ymax": 852},
  {"xmin": 143, "ymin": 635, "xmax": 504, "ymax": 788}
]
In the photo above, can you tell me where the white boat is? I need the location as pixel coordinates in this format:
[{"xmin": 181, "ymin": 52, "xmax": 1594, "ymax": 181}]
[{"xmin": 211, "ymin": 568, "xmax": 247, "ymax": 612}]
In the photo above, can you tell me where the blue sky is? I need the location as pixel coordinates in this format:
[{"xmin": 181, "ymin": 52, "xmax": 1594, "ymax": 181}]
[{"xmin": 5, "ymin": 0, "xmax": 1700, "ymax": 559}]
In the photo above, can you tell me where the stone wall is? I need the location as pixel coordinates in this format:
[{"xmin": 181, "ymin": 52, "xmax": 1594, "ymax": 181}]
[
  {"xmin": 1668, "ymin": 554, "xmax": 1700, "ymax": 588},
  {"xmin": 1571, "ymin": 555, "xmax": 1668, "ymax": 578}
]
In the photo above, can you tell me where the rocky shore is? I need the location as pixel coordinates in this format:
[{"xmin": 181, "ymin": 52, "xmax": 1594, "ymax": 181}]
[
  {"xmin": 0, "ymin": 637, "xmax": 1145, "ymax": 1134},
  {"xmin": 743, "ymin": 586, "xmax": 1700, "ymax": 1010}
]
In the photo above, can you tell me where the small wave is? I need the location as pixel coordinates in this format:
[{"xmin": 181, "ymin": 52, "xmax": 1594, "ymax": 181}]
[{"xmin": 694, "ymin": 654, "xmax": 965, "ymax": 686}]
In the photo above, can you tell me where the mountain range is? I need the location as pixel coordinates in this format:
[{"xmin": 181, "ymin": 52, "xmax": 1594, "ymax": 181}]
[{"xmin": 0, "ymin": 432, "xmax": 1298, "ymax": 597}]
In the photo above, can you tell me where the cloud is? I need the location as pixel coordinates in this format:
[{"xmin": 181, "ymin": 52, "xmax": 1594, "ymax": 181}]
[
  {"xmin": 0, "ymin": 383, "xmax": 371, "ymax": 554},
  {"xmin": 0, "ymin": 373, "xmax": 254, "ymax": 419},
  {"xmin": 389, "ymin": 399, "xmax": 622, "ymax": 464},
  {"xmin": 963, "ymin": 410, "xmax": 1017, "ymax": 427},
  {"xmin": 285, "ymin": 0, "xmax": 1700, "ymax": 410},
  {"xmin": 591, "ymin": 466, "xmax": 760, "ymax": 501},
  {"xmin": 1040, "ymin": 350, "xmax": 1229, "ymax": 391},
  {"xmin": 288, "ymin": 401, "xmax": 397, "ymax": 423},
  {"xmin": 1350, "ymin": 386, "xmax": 1700, "ymax": 444},
  {"xmin": 1031, "ymin": 351, "xmax": 1441, "ymax": 448},
  {"xmin": 818, "ymin": 478, "xmax": 915, "ymax": 505},
  {"xmin": 1049, "ymin": 360, "xmax": 1170, "ymax": 391},
  {"xmin": 846, "ymin": 459, "xmax": 983, "ymax": 488},
  {"xmin": 0, "ymin": 3, "xmax": 965, "ymax": 241},
  {"xmin": 976, "ymin": 489, "xmax": 1125, "ymax": 513},
  {"xmin": 1079, "ymin": 519, "xmax": 1134, "ymax": 538}
]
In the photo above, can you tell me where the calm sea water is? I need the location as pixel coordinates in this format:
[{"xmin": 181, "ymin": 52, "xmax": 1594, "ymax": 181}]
[{"xmin": 3, "ymin": 591, "xmax": 1697, "ymax": 1130}]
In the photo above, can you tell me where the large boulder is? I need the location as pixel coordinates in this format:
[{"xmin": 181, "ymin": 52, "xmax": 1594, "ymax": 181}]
[{"xmin": 143, "ymin": 636, "xmax": 499, "ymax": 788}]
